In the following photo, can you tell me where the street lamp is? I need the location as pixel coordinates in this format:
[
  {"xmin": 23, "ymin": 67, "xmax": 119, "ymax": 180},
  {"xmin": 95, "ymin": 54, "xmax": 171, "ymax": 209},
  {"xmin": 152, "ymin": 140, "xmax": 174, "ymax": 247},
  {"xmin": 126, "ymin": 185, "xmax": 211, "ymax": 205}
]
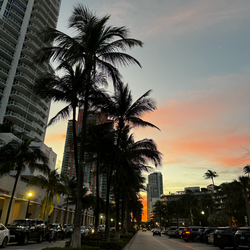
[
  {"xmin": 26, "ymin": 193, "xmax": 32, "ymax": 218},
  {"xmin": 100, "ymin": 215, "xmax": 103, "ymax": 225},
  {"xmin": 201, "ymin": 211, "xmax": 205, "ymax": 215}
]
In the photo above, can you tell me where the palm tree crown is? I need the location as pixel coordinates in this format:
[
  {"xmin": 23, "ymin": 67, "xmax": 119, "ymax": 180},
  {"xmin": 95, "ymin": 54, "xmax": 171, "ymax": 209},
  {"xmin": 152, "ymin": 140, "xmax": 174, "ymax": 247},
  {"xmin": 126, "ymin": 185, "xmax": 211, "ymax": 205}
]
[{"xmin": 203, "ymin": 169, "xmax": 219, "ymax": 187}]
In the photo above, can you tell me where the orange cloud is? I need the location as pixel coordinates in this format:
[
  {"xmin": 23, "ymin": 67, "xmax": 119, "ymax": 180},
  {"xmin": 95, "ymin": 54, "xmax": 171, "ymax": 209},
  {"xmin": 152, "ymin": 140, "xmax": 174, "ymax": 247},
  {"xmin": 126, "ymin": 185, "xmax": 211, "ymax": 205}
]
[{"xmin": 44, "ymin": 133, "xmax": 66, "ymax": 143}]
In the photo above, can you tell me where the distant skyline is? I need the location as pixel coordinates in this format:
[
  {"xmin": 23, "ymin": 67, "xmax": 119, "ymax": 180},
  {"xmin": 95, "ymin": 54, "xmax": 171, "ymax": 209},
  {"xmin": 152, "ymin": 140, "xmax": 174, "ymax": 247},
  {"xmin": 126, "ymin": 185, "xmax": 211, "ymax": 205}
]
[{"xmin": 45, "ymin": 0, "xmax": 250, "ymax": 208}]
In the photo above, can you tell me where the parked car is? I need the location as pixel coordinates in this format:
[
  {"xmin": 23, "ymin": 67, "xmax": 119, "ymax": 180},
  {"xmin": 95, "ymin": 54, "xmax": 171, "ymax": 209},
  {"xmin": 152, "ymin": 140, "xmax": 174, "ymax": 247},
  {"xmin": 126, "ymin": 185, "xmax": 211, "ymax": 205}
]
[
  {"xmin": 182, "ymin": 226, "xmax": 203, "ymax": 242},
  {"xmin": 64, "ymin": 224, "xmax": 74, "ymax": 238},
  {"xmin": 177, "ymin": 227, "xmax": 185, "ymax": 238},
  {"xmin": 80, "ymin": 226, "xmax": 89, "ymax": 236},
  {"xmin": 197, "ymin": 227, "xmax": 216, "ymax": 243},
  {"xmin": 8, "ymin": 219, "xmax": 45, "ymax": 245},
  {"xmin": 48, "ymin": 223, "xmax": 66, "ymax": 240},
  {"xmin": 234, "ymin": 227, "xmax": 250, "ymax": 249},
  {"xmin": 0, "ymin": 223, "xmax": 10, "ymax": 248},
  {"xmin": 213, "ymin": 227, "xmax": 238, "ymax": 249},
  {"xmin": 142, "ymin": 228, "xmax": 147, "ymax": 232},
  {"xmin": 97, "ymin": 225, "xmax": 105, "ymax": 234},
  {"xmin": 167, "ymin": 226, "xmax": 178, "ymax": 237},
  {"xmin": 152, "ymin": 228, "xmax": 161, "ymax": 236},
  {"xmin": 208, "ymin": 231, "xmax": 215, "ymax": 245}
]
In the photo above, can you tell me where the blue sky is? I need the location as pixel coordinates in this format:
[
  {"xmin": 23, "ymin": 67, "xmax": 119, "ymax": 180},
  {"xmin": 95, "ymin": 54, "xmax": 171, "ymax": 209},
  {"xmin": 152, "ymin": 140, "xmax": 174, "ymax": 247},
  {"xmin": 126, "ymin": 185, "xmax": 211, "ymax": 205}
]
[{"xmin": 45, "ymin": 0, "xmax": 250, "ymax": 194}]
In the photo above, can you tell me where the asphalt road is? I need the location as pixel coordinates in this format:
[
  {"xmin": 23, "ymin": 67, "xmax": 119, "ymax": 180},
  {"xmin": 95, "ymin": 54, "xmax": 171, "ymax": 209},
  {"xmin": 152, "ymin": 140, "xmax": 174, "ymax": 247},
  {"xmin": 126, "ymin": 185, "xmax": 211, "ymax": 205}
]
[
  {"xmin": 7, "ymin": 239, "xmax": 68, "ymax": 250},
  {"xmin": 128, "ymin": 230, "xmax": 234, "ymax": 250}
]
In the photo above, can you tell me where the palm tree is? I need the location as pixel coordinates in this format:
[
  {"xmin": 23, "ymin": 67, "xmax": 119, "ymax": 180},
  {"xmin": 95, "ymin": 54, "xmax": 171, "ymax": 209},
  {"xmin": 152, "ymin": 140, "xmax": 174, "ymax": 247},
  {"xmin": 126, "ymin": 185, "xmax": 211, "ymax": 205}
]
[
  {"xmin": 85, "ymin": 122, "xmax": 115, "ymax": 233},
  {"xmin": 60, "ymin": 174, "xmax": 77, "ymax": 224},
  {"xmin": 152, "ymin": 200, "xmax": 167, "ymax": 228},
  {"xmin": 0, "ymin": 138, "xmax": 49, "ymax": 225},
  {"xmin": 203, "ymin": 170, "xmax": 219, "ymax": 189},
  {"xmin": 98, "ymin": 81, "xmax": 160, "ymax": 238},
  {"xmin": 235, "ymin": 176, "xmax": 250, "ymax": 226},
  {"xmin": 244, "ymin": 165, "xmax": 250, "ymax": 177},
  {"xmin": 29, "ymin": 169, "xmax": 65, "ymax": 219},
  {"xmin": 37, "ymin": 5, "xmax": 143, "ymax": 246},
  {"xmin": 113, "ymin": 126, "xmax": 161, "ymax": 236}
]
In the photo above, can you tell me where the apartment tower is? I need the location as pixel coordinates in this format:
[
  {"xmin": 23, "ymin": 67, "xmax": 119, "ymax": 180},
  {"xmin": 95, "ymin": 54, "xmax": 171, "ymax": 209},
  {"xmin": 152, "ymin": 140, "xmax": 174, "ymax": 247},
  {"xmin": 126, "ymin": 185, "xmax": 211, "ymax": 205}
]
[
  {"xmin": 61, "ymin": 109, "xmax": 113, "ymax": 200},
  {"xmin": 0, "ymin": 0, "xmax": 61, "ymax": 143},
  {"xmin": 147, "ymin": 172, "xmax": 163, "ymax": 221}
]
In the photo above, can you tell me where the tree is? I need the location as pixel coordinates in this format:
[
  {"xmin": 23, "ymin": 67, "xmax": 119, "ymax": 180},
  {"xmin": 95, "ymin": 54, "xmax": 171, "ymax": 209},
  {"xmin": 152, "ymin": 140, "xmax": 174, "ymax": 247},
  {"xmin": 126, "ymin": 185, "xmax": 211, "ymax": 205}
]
[
  {"xmin": 29, "ymin": 169, "xmax": 65, "ymax": 219},
  {"xmin": 37, "ymin": 5, "xmax": 143, "ymax": 246},
  {"xmin": 203, "ymin": 170, "xmax": 219, "ymax": 189},
  {"xmin": 243, "ymin": 165, "xmax": 250, "ymax": 177},
  {"xmin": 152, "ymin": 200, "xmax": 167, "ymax": 228},
  {"xmin": 99, "ymin": 81, "xmax": 160, "ymax": 238},
  {"xmin": 235, "ymin": 176, "xmax": 250, "ymax": 226},
  {"xmin": 0, "ymin": 139, "xmax": 49, "ymax": 225},
  {"xmin": 60, "ymin": 174, "xmax": 77, "ymax": 224}
]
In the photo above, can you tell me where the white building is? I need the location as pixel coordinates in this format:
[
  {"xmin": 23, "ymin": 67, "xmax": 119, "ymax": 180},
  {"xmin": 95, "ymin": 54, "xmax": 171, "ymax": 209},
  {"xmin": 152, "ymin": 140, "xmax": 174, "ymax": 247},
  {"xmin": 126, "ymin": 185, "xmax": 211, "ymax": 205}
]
[
  {"xmin": 0, "ymin": 0, "xmax": 61, "ymax": 142},
  {"xmin": 147, "ymin": 172, "xmax": 163, "ymax": 221}
]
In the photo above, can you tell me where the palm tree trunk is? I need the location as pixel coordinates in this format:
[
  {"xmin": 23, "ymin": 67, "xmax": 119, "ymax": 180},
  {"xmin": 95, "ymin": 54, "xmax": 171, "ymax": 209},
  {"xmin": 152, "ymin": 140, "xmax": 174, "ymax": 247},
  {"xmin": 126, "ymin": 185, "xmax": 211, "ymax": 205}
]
[
  {"xmin": 105, "ymin": 169, "xmax": 112, "ymax": 241},
  {"xmin": 115, "ymin": 183, "xmax": 120, "ymax": 239},
  {"xmin": 63, "ymin": 198, "xmax": 69, "ymax": 224},
  {"xmin": 5, "ymin": 170, "xmax": 20, "ymax": 225},
  {"xmin": 72, "ymin": 107, "xmax": 79, "ymax": 177},
  {"xmin": 43, "ymin": 191, "xmax": 49, "ymax": 220},
  {"xmin": 71, "ymin": 70, "xmax": 91, "ymax": 248},
  {"xmin": 94, "ymin": 159, "xmax": 100, "ymax": 233}
]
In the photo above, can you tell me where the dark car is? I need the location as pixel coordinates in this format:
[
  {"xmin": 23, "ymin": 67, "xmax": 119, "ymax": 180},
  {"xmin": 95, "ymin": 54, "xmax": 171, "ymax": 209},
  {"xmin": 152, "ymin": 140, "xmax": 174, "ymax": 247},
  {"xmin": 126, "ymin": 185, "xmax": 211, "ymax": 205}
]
[
  {"xmin": 48, "ymin": 223, "xmax": 66, "ymax": 240},
  {"xmin": 64, "ymin": 224, "xmax": 73, "ymax": 238},
  {"xmin": 234, "ymin": 227, "xmax": 250, "ymax": 249},
  {"xmin": 213, "ymin": 227, "xmax": 238, "ymax": 249},
  {"xmin": 197, "ymin": 227, "xmax": 216, "ymax": 243},
  {"xmin": 8, "ymin": 219, "xmax": 45, "ymax": 245},
  {"xmin": 152, "ymin": 228, "xmax": 161, "ymax": 236},
  {"xmin": 182, "ymin": 226, "xmax": 203, "ymax": 242}
]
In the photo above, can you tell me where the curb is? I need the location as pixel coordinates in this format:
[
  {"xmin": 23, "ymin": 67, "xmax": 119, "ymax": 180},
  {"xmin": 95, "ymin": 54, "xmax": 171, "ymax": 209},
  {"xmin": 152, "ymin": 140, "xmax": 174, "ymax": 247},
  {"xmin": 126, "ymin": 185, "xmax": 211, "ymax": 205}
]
[{"xmin": 122, "ymin": 232, "xmax": 138, "ymax": 250}]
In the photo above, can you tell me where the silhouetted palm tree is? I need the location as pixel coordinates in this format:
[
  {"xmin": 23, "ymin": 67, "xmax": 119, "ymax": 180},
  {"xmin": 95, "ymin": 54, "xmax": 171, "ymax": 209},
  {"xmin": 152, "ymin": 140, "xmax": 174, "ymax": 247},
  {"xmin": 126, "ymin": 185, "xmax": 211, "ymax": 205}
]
[
  {"xmin": 203, "ymin": 169, "xmax": 219, "ymax": 189},
  {"xmin": 37, "ymin": 5, "xmax": 143, "ymax": 245},
  {"xmin": 244, "ymin": 165, "xmax": 250, "ymax": 177},
  {"xmin": 0, "ymin": 139, "xmax": 49, "ymax": 225}
]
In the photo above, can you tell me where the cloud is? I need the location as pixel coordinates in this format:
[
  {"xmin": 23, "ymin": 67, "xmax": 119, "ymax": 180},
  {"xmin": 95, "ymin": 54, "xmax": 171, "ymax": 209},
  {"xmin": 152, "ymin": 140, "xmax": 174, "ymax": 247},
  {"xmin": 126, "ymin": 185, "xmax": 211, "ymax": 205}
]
[
  {"xmin": 44, "ymin": 133, "xmax": 66, "ymax": 143},
  {"xmin": 144, "ymin": 1, "xmax": 250, "ymax": 38},
  {"xmin": 134, "ymin": 73, "xmax": 250, "ymax": 169}
]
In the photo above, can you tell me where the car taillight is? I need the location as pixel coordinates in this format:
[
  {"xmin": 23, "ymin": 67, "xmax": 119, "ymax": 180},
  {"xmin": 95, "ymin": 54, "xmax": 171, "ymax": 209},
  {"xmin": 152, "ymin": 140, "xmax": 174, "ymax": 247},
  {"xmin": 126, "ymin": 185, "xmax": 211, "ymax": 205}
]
[{"xmin": 185, "ymin": 231, "xmax": 190, "ymax": 234}]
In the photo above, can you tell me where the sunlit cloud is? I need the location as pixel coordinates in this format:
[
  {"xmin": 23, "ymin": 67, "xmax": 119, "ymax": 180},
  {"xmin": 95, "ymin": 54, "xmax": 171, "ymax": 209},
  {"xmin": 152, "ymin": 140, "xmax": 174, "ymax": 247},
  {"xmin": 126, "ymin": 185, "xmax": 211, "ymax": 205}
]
[{"xmin": 44, "ymin": 133, "xmax": 66, "ymax": 143}]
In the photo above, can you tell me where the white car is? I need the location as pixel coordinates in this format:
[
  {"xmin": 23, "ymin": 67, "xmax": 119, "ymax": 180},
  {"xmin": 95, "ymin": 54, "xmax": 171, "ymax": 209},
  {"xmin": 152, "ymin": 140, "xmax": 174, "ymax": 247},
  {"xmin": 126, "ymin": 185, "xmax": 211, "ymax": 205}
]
[
  {"xmin": 0, "ymin": 223, "xmax": 10, "ymax": 248},
  {"xmin": 80, "ymin": 226, "xmax": 89, "ymax": 236}
]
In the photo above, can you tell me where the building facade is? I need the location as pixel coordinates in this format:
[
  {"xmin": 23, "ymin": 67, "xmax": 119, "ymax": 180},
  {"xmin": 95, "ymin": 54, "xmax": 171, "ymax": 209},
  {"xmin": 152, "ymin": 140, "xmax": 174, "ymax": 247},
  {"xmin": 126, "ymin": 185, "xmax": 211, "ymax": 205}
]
[
  {"xmin": 61, "ymin": 109, "xmax": 112, "ymax": 200},
  {"xmin": 0, "ymin": 0, "xmax": 61, "ymax": 143},
  {"xmin": 147, "ymin": 172, "xmax": 163, "ymax": 221}
]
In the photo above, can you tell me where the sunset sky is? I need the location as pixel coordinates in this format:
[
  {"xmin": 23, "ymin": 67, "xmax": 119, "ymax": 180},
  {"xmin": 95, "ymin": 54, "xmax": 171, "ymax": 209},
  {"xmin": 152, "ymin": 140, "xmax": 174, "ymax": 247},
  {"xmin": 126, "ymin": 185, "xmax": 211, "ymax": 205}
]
[{"xmin": 44, "ymin": 1, "xmax": 250, "ymax": 220}]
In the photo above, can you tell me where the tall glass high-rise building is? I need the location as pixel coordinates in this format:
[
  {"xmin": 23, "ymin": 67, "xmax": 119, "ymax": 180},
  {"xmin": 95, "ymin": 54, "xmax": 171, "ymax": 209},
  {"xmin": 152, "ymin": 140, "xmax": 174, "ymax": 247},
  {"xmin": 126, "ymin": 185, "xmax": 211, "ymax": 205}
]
[
  {"xmin": 147, "ymin": 172, "xmax": 163, "ymax": 221},
  {"xmin": 0, "ymin": 0, "xmax": 61, "ymax": 143}
]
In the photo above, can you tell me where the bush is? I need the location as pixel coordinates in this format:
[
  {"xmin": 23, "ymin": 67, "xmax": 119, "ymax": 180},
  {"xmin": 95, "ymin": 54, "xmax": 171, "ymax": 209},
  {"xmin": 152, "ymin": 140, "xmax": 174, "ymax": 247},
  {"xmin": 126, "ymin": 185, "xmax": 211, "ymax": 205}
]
[{"xmin": 120, "ymin": 233, "xmax": 133, "ymax": 240}]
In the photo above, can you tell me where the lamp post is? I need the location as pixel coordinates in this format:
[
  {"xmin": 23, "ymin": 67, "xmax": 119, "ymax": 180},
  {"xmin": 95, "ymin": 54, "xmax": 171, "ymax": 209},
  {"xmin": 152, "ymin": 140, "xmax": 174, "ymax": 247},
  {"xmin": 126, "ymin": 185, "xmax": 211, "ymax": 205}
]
[
  {"xmin": 26, "ymin": 193, "xmax": 32, "ymax": 218},
  {"xmin": 100, "ymin": 215, "xmax": 103, "ymax": 225}
]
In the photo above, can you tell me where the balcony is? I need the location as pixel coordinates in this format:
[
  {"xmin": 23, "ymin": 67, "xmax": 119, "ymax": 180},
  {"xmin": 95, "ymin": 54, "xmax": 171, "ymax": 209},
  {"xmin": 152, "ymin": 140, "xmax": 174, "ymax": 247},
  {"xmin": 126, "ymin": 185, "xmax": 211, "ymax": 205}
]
[
  {"xmin": 24, "ymin": 37, "xmax": 40, "ymax": 51},
  {"xmin": 0, "ymin": 88, "xmax": 4, "ymax": 97},
  {"xmin": 17, "ymin": 62, "xmax": 38, "ymax": 78},
  {"xmin": 0, "ymin": 25, "xmax": 18, "ymax": 44},
  {"xmin": 0, "ymin": 45, "xmax": 14, "ymax": 61},
  {"xmin": 0, "ymin": 78, "xmax": 6, "ymax": 88},
  {"xmin": 2, "ymin": 17, "xmax": 20, "ymax": 34},
  {"xmin": 36, "ymin": 0, "xmax": 58, "ymax": 21},
  {"xmin": 5, "ymin": 110, "xmax": 35, "ymax": 130},
  {"xmin": 9, "ymin": 8, "xmax": 24, "ymax": 22},
  {"xmin": 22, "ymin": 44, "xmax": 35, "ymax": 58},
  {"xmin": 0, "ymin": 35, "xmax": 16, "ymax": 50},
  {"xmin": 11, "ymin": 1, "xmax": 26, "ymax": 14},
  {"xmin": 7, "ymin": 99, "xmax": 36, "ymax": 120},
  {"xmin": 15, "ymin": 70, "xmax": 35, "ymax": 86},
  {"xmin": 30, "ymin": 15, "xmax": 46, "ymax": 30},
  {"xmin": 0, "ymin": 66, "xmax": 9, "ymax": 78},
  {"xmin": 0, "ymin": 54, "xmax": 12, "ymax": 69},
  {"xmin": 8, "ymin": 15, "xmax": 22, "ymax": 29},
  {"xmin": 33, "ymin": 2, "xmax": 56, "ymax": 24},
  {"xmin": 13, "ymin": 79, "xmax": 33, "ymax": 94}
]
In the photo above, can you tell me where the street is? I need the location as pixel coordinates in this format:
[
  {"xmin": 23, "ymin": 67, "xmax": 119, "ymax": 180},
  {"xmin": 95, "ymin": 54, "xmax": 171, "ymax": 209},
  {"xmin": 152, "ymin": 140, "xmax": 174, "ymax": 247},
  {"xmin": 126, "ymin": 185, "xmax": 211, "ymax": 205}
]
[
  {"xmin": 7, "ymin": 239, "xmax": 67, "ymax": 250},
  {"xmin": 128, "ymin": 230, "xmax": 234, "ymax": 250}
]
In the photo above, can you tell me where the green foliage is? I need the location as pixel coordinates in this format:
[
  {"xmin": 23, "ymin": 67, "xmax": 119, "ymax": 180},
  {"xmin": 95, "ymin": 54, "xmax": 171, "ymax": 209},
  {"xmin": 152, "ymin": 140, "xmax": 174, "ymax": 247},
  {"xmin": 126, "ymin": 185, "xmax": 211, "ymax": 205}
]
[
  {"xmin": 81, "ymin": 240, "xmax": 125, "ymax": 250},
  {"xmin": 120, "ymin": 233, "xmax": 133, "ymax": 239},
  {"xmin": 207, "ymin": 211, "xmax": 231, "ymax": 226}
]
